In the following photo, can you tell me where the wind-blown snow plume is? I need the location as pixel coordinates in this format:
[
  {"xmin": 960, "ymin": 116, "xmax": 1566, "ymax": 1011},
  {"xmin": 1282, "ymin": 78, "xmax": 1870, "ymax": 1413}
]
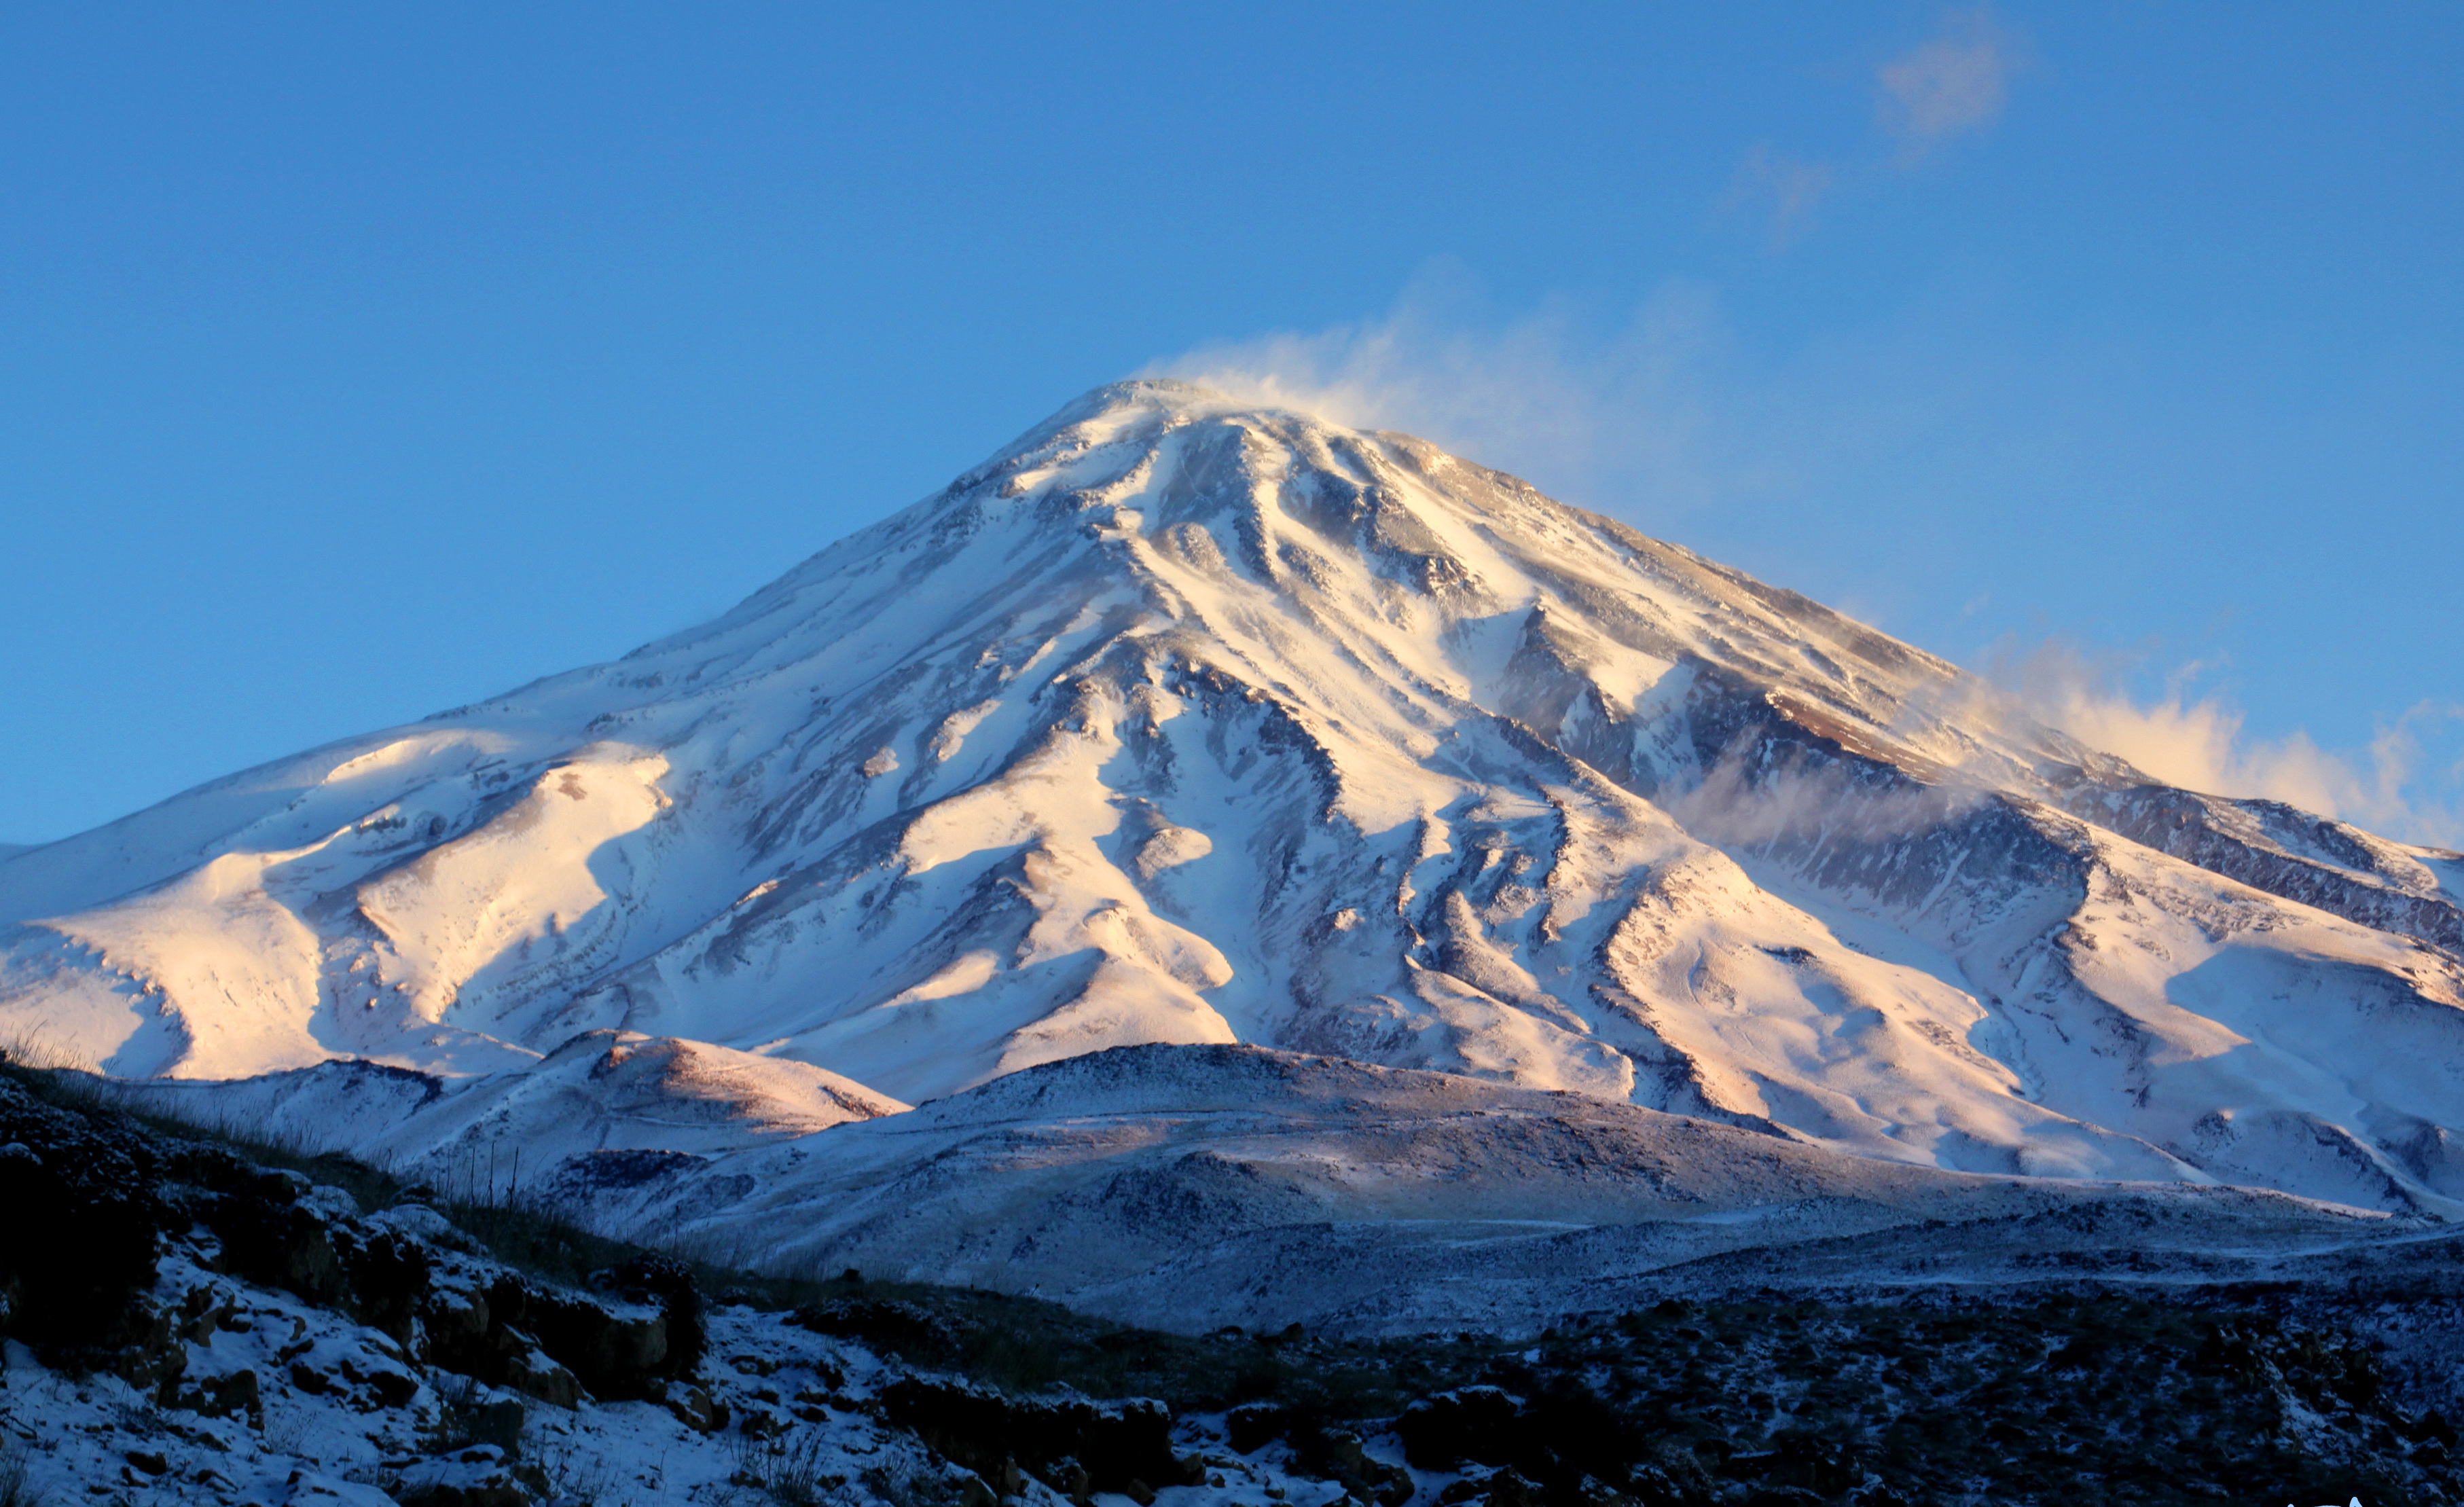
[
  {"xmin": 1148, "ymin": 266, "xmax": 1746, "ymax": 514},
  {"xmin": 1163, "ymin": 287, "xmax": 2459, "ymax": 856},
  {"xmin": 1996, "ymin": 638, "xmax": 2464, "ymax": 848},
  {"xmin": 5, "ymin": 381, "xmax": 2462, "ymax": 1231}
]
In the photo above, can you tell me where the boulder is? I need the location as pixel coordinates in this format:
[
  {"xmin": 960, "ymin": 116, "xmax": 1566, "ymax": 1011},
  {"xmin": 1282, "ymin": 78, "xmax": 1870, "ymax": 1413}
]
[
  {"xmin": 666, "ymin": 1381, "xmax": 730, "ymax": 1434},
  {"xmin": 877, "ymin": 1376, "xmax": 1195, "ymax": 1497},
  {"xmin": 1483, "ymin": 1469, "xmax": 1542, "ymax": 1507},
  {"xmin": 1300, "ymin": 1430, "xmax": 1413, "ymax": 1507},
  {"xmin": 1398, "ymin": 1387, "xmax": 1526, "ymax": 1472},
  {"xmin": 395, "ymin": 1448, "xmax": 531, "ymax": 1507},
  {"xmin": 198, "ymin": 1170, "xmax": 347, "ymax": 1305},
  {"xmin": 525, "ymin": 1288, "xmax": 669, "ymax": 1401},
  {"xmin": 790, "ymin": 1296, "xmax": 955, "ymax": 1361},
  {"xmin": 499, "ymin": 1344, "xmax": 583, "ymax": 1409},
  {"xmin": 169, "ymin": 1365, "xmax": 262, "ymax": 1425}
]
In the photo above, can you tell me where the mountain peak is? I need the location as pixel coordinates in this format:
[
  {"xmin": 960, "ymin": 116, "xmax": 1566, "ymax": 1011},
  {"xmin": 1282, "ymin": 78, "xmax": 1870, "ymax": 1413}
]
[
  {"xmin": 5, "ymin": 386, "xmax": 2461, "ymax": 1220},
  {"xmin": 1049, "ymin": 376, "xmax": 1244, "ymax": 421},
  {"xmin": 984, "ymin": 378, "xmax": 1281, "ymax": 473}
]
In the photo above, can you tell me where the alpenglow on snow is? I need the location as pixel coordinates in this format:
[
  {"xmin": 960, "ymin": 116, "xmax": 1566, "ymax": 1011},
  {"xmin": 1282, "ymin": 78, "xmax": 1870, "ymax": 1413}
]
[{"xmin": 3, "ymin": 380, "xmax": 2461, "ymax": 1222}]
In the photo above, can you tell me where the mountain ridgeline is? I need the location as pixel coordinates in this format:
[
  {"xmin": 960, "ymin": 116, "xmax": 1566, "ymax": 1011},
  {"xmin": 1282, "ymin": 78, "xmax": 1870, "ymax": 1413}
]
[{"xmin": 3, "ymin": 380, "xmax": 2461, "ymax": 1262}]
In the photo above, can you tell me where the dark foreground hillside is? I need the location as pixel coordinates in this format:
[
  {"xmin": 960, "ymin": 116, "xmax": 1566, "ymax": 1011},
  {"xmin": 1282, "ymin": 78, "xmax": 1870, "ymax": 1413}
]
[{"xmin": 1, "ymin": 1053, "xmax": 2455, "ymax": 1506}]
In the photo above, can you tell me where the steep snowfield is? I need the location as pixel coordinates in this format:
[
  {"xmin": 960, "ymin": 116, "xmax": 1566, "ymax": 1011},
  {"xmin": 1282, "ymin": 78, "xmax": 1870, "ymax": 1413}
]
[{"xmin": 4, "ymin": 380, "xmax": 2461, "ymax": 1218}]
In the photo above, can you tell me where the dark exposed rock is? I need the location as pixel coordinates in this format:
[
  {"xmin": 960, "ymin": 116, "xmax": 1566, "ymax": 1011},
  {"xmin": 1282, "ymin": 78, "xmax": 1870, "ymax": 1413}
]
[
  {"xmin": 338, "ymin": 1225, "xmax": 433, "ymax": 1345},
  {"xmin": 395, "ymin": 1445, "xmax": 532, "ymax": 1507},
  {"xmin": 1739, "ymin": 1488, "xmax": 1827, "ymax": 1507},
  {"xmin": 168, "ymin": 1365, "xmax": 261, "ymax": 1424},
  {"xmin": 877, "ymin": 1375, "xmax": 1197, "ymax": 1497},
  {"xmin": 1398, "ymin": 1387, "xmax": 1526, "ymax": 1471},
  {"xmin": 525, "ymin": 1287, "xmax": 668, "ymax": 1400},
  {"xmin": 338, "ymin": 1355, "xmax": 420, "ymax": 1409},
  {"xmin": 791, "ymin": 1296, "xmax": 957, "ymax": 1360},
  {"xmin": 1481, "ymin": 1467, "xmax": 1542, "ymax": 1507},
  {"xmin": 1227, "ymin": 1401, "xmax": 1288, "ymax": 1455},
  {"xmin": 0, "ymin": 1072, "xmax": 705, "ymax": 1415},
  {"xmin": 420, "ymin": 1265, "xmax": 689, "ymax": 1405},
  {"xmin": 198, "ymin": 1170, "xmax": 348, "ymax": 1305},
  {"xmin": 665, "ymin": 1381, "xmax": 729, "ymax": 1434},
  {"xmin": 0, "ymin": 1077, "xmax": 170, "ymax": 1352},
  {"xmin": 590, "ymin": 1256, "xmax": 706, "ymax": 1383},
  {"xmin": 1297, "ymin": 1429, "xmax": 1413, "ymax": 1506}
]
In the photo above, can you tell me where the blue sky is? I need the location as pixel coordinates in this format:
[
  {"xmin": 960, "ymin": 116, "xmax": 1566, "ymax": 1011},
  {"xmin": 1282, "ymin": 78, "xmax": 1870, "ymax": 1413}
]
[{"xmin": 3, "ymin": 4, "xmax": 2459, "ymax": 846}]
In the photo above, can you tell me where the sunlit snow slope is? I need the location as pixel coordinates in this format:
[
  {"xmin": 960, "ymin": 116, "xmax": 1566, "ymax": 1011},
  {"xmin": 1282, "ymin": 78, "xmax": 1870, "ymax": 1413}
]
[{"xmin": 5, "ymin": 380, "xmax": 2461, "ymax": 1214}]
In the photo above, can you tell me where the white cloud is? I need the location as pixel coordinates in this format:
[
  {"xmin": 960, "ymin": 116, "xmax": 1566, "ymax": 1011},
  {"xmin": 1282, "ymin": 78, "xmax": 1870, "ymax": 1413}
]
[
  {"xmin": 1877, "ymin": 11, "xmax": 2019, "ymax": 154},
  {"xmin": 1995, "ymin": 639, "xmax": 2464, "ymax": 848}
]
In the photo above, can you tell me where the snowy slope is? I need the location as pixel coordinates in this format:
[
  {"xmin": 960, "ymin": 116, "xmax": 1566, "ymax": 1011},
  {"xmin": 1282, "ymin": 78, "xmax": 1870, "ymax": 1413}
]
[
  {"xmin": 4, "ymin": 380, "xmax": 2461, "ymax": 1216},
  {"xmin": 99, "ymin": 1040, "xmax": 2419, "ymax": 1334},
  {"xmin": 105, "ymin": 1030, "xmax": 905, "ymax": 1179},
  {"xmin": 499, "ymin": 1043, "xmax": 2421, "ymax": 1330}
]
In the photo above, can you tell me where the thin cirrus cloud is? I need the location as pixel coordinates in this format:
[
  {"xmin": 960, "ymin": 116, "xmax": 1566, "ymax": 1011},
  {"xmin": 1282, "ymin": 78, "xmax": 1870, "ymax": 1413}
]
[
  {"xmin": 1724, "ymin": 147, "xmax": 1836, "ymax": 245},
  {"xmin": 1877, "ymin": 11, "xmax": 2021, "ymax": 154},
  {"xmin": 1729, "ymin": 9, "xmax": 2023, "ymax": 239}
]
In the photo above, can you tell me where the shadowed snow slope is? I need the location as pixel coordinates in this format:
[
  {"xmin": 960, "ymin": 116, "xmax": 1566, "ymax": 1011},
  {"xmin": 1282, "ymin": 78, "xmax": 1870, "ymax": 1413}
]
[
  {"xmin": 105, "ymin": 1041, "xmax": 2418, "ymax": 1333},
  {"xmin": 6, "ymin": 380, "xmax": 2463, "ymax": 1222}
]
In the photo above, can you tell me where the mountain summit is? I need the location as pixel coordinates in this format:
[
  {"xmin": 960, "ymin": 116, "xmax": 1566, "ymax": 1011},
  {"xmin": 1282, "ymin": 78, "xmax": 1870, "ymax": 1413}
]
[{"xmin": 5, "ymin": 380, "xmax": 2461, "ymax": 1216}]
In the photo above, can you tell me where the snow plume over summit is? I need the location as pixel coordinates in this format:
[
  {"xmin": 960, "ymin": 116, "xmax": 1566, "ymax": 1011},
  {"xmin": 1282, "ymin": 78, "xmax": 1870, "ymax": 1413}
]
[{"xmin": 5, "ymin": 380, "xmax": 2463, "ymax": 1233}]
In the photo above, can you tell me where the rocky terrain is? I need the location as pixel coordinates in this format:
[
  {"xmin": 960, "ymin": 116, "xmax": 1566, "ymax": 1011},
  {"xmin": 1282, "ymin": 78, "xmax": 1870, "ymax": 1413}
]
[{"xmin": 3, "ymin": 1055, "xmax": 2457, "ymax": 1507}]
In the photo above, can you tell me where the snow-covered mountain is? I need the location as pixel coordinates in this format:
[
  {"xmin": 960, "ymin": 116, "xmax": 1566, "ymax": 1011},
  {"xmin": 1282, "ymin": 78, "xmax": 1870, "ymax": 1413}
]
[{"xmin": 5, "ymin": 379, "xmax": 2461, "ymax": 1222}]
